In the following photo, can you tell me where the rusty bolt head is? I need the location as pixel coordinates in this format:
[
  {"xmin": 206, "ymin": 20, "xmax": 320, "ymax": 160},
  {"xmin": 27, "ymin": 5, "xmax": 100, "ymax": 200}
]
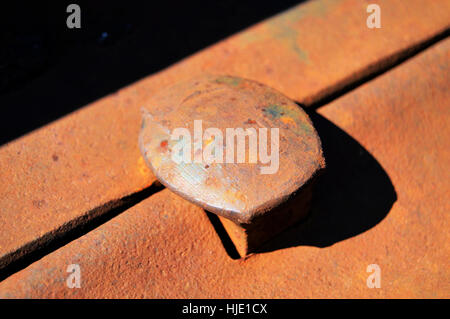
[{"xmin": 139, "ymin": 75, "xmax": 324, "ymax": 255}]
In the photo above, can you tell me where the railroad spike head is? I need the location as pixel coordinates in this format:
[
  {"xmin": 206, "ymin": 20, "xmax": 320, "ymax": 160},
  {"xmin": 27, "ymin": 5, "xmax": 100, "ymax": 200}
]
[{"xmin": 139, "ymin": 74, "xmax": 325, "ymax": 256}]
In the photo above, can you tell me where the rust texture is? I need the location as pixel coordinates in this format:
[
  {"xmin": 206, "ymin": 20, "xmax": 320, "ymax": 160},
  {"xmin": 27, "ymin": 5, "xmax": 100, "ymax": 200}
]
[
  {"xmin": 0, "ymin": 37, "xmax": 448, "ymax": 298},
  {"xmin": 218, "ymin": 180, "xmax": 315, "ymax": 257},
  {"xmin": 151, "ymin": 0, "xmax": 450, "ymax": 106},
  {"xmin": 0, "ymin": 0, "xmax": 448, "ymax": 270},
  {"xmin": 139, "ymin": 75, "xmax": 324, "ymax": 255}
]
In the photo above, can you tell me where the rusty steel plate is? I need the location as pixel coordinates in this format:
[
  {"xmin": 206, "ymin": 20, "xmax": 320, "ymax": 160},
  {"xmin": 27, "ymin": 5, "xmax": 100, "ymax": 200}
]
[
  {"xmin": 1, "ymin": 0, "xmax": 448, "ymax": 271},
  {"xmin": 139, "ymin": 75, "xmax": 325, "ymax": 225}
]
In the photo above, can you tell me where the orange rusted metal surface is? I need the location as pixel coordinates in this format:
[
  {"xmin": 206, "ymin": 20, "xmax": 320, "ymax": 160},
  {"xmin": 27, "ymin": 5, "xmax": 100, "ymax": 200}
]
[
  {"xmin": 139, "ymin": 75, "xmax": 324, "ymax": 255},
  {"xmin": 0, "ymin": 0, "xmax": 448, "ymax": 271},
  {"xmin": 151, "ymin": 0, "xmax": 450, "ymax": 106},
  {"xmin": 1, "ymin": 0, "xmax": 448, "ymax": 271},
  {"xmin": 0, "ymin": 99, "xmax": 156, "ymax": 271},
  {"xmin": 1, "ymin": 36, "xmax": 448, "ymax": 298}
]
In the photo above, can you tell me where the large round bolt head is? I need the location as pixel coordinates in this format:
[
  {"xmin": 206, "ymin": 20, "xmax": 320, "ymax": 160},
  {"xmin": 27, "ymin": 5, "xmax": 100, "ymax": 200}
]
[{"xmin": 139, "ymin": 75, "xmax": 325, "ymax": 255}]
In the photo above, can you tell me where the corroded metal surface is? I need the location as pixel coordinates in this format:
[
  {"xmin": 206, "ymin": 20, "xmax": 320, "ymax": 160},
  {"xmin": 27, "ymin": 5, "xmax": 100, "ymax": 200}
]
[
  {"xmin": 139, "ymin": 75, "xmax": 324, "ymax": 255},
  {"xmin": 1, "ymin": 0, "xmax": 447, "ymax": 270},
  {"xmin": 139, "ymin": 75, "xmax": 324, "ymax": 222},
  {"xmin": 0, "ymin": 0, "xmax": 449, "ymax": 277},
  {"xmin": 1, "ymin": 36, "xmax": 448, "ymax": 298},
  {"xmin": 0, "ymin": 98, "xmax": 156, "ymax": 271},
  {"xmin": 151, "ymin": 0, "xmax": 450, "ymax": 105}
]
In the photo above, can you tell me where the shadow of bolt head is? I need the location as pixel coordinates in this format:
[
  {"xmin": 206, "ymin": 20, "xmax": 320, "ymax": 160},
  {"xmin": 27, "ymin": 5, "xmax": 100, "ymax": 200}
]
[{"xmin": 139, "ymin": 74, "xmax": 325, "ymax": 257}]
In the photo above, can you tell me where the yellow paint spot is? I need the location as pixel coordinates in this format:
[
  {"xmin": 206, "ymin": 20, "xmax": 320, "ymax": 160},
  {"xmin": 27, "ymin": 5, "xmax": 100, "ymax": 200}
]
[
  {"xmin": 138, "ymin": 157, "xmax": 151, "ymax": 176},
  {"xmin": 204, "ymin": 137, "xmax": 214, "ymax": 147},
  {"xmin": 280, "ymin": 116, "xmax": 297, "ymax": 127},
  {"xmin": 151, "ymin": 156, "xmax": 161, "ymax": 169},
  {"xmin": 225, "ymin": 189, "xmax": 247, "ymax": 204}
]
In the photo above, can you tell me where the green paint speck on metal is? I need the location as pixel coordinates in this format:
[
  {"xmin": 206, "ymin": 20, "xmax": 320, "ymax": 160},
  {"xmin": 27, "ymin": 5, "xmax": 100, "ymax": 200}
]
[{"xmin": 215, "ymin": 76, "xmax": 242, "ymax": 87}]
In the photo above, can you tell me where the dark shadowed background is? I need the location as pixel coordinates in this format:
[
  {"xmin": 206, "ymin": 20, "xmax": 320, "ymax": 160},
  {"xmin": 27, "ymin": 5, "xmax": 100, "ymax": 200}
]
[{"xmin": 0, "ymin": 0, "xmax": 304, "ymax": 145}]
